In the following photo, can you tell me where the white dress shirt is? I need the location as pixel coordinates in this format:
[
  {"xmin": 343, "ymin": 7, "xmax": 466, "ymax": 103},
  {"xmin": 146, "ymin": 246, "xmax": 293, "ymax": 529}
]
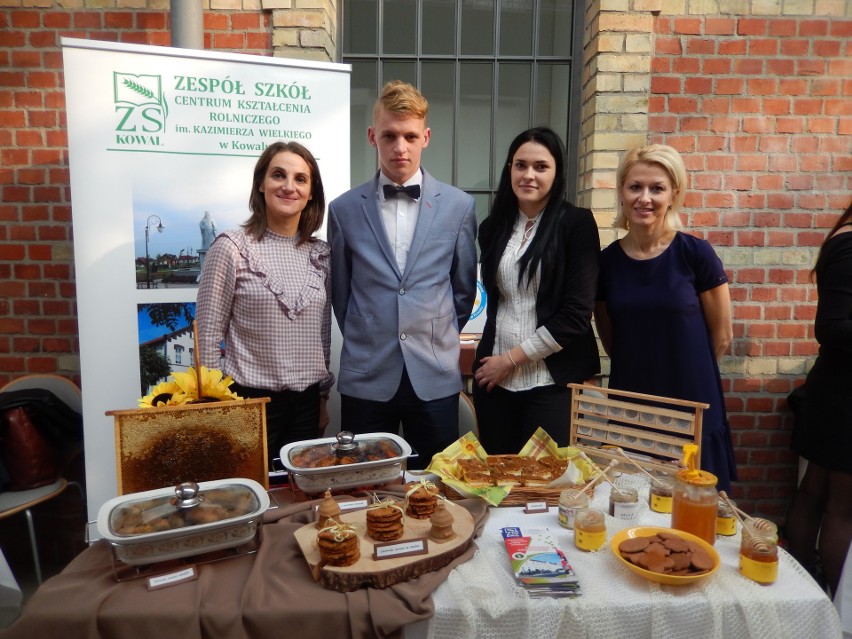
[
  {"xmin": 378, "ymin": 171, "xmax": 422, "ymax": 273},
  {"xmin": 494, "ymin": 211, "xmax": 562, "ymax": 391}
]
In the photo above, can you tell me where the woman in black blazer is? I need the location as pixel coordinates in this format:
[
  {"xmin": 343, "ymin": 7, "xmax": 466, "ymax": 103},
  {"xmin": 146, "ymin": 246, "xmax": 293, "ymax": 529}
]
[{"xmin": 473, "ymin": 127, "xmax": 600, "ymax": 452}]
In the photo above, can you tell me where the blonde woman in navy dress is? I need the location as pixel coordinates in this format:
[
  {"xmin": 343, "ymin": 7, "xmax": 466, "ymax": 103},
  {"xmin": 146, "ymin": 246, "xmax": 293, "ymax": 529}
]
[{"xmin": 594, "ymin": 144, "xmax": 737, "ymax": 492}]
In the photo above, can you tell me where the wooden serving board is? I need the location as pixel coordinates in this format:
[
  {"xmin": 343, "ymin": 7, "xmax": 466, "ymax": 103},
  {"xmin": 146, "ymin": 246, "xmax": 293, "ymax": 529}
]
[{"xmin": 294, "ymin": 499, "xmax": 475, "ymax": 592}]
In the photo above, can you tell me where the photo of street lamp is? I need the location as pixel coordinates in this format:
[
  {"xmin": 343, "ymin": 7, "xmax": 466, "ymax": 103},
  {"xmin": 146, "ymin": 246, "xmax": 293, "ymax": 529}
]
[{"xmin": 144, "ymin": 214, "xmax": 165, "ymax": 288}]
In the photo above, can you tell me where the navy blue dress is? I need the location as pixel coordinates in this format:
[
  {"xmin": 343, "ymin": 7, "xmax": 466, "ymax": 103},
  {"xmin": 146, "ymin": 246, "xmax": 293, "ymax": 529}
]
[{"xmin": 597, "ymin": 232, "xmax": 737, "ymax": 491}]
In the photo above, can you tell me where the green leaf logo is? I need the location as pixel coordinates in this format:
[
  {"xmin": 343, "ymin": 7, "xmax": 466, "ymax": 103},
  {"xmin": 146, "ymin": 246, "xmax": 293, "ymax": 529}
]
[{"xmin": 114, "ymin": 72, "xmax": 162, "ymax": 107}]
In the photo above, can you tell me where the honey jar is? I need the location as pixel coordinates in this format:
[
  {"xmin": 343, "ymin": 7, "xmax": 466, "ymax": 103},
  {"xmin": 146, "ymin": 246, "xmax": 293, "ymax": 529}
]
[
  {"xmin": 739, "ymin": 520, "xmax": 778, "ymax": 584},
  {"xmin": 649, "ymin": 475, "xmax": 675, "ymax": 514},
  {"xmin": 671, "ymin": 445, "xmax": 718, "ymax": 546},
  {"xmin": 574, "ymin": 508, "xmax": 606, "ymax": 551},
  {"xmin": 558, "ymin": 488, "xmax": 589, "ymax": 530},
  {"xmin": 609, "ymin": 486, "xmax": 640, "ymax": 522},
  {"xmin": 716, "ymin": 498, "xmax": 737, "ymax": 536}
]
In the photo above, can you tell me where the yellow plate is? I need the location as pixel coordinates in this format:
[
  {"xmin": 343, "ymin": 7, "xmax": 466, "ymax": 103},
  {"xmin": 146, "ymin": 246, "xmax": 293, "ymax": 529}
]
[{"xmin": 610, "ymin": 526, "xmax": 720, "ymax": 586}]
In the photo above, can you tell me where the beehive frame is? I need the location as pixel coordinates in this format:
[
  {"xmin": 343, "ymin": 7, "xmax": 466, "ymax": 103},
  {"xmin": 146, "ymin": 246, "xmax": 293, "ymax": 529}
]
[
  {"xmin": 107, "ymin": 398, "xmax": 270, "ymax": 494},
  {"xmin": 568, "ymin": 384, "xmax": 707, "ymax": 475}
]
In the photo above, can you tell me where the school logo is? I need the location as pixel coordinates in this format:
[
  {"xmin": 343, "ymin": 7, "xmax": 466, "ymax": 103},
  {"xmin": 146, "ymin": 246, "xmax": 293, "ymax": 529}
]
[
  {"xmin": 469, "ymin": 279, "xmax": 487, "ymax": 320},
  {"xmin": 112, "ymin": 72, "xmax": 168, "ymax": 146}
]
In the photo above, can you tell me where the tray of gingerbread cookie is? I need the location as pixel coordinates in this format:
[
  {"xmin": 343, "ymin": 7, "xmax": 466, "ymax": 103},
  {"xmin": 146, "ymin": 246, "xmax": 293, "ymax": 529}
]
[{"xmin": 294, "ymin": 481, "xmax": 476, "ymax": 592}]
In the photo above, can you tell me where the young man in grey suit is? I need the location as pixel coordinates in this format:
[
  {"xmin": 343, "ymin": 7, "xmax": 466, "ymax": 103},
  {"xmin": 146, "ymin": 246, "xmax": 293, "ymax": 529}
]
[{"xmin": 328, "ymin": 80, "xmax": 477, "ymax": 469}]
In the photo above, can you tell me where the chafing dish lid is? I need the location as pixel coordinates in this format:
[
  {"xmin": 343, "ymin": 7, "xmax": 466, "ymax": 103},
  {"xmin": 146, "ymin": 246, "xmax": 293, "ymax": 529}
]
[
  {"xmin": 285, "ymin": 431, "xmax": 404, "ymax": 469},
  {"xmin": 107, "ymin": 480, "xmax": 260, "ymax": 537}
]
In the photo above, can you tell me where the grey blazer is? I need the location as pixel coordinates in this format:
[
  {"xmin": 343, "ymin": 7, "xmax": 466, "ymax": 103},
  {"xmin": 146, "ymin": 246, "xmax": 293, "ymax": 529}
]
[{"xmin": 328, "ymin": 169, "xmax": 477, "ymax": 402}]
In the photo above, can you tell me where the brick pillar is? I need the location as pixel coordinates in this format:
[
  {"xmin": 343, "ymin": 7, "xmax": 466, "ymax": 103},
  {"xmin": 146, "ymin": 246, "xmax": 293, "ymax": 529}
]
[
  {"xmin": 577, "ymin": 0, "xmax": 661, "ymax": 245},
  {"xmin": 263, "ymin": 0, "xmax": 338, "ymax": 62}
]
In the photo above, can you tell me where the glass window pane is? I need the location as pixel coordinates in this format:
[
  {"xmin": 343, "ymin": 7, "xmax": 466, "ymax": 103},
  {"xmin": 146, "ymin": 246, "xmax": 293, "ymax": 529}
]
[
  {"xmin": 494, "ymin": 63, "xmax": 531, "ymax": 185},
  {"xmin": 381, "ymin": 61, "xmax": 416, "ymax": 86},
  {"xmin": 473, "ymin": 192, "xmax": 491, "ymax": 233},
  {"xmin": 538, "ymin": 0, "xmax": 572, "ymax": 57},
  {"xmin": 461, "ymin": 0, "xmax": 494, "ymax": 56},
  {"xmin": 421, "ymin": 62, "xmax": 456, "ymax": 185},
  {"xmin": 423, "ymin": 0, "xmax": 456, "ymax": 55},
  {"xmin": 350, "ymin": 62, "xmax": 379, "ymax": 186},
  {"xmin": 383, "ymin": 0, "xmax": 417, "ymax": 55},
  {"xmin": 499, "ymin": 2, "xmax": 532, "ymax": 56},
  {"xmin": 344, "ymin": 0, "xmax": 378, "ymax": 55},
  {"xmin": 535, "ymin": 63, "xmax": 570, "ymax": 143},
  {"xmin": 458, "ymin": 63, "xmax": 493, "ymax": 190}
]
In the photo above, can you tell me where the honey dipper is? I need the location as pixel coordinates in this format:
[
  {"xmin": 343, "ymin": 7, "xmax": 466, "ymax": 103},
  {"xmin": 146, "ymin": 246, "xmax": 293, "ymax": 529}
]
[
  {"xmin": 606, "ymin": 446, "xmax": 668, "ymax": 487},
  {"xmin": 578, "ymin": 453, "xmax": 623, "ymax": 496},
  {"xmin": 718, "ymin": 491, "xmax": 747, "ymax": 528},
  {"xmin": 719, "ymin": 491, "xmax": 776, "ymax": 532}
]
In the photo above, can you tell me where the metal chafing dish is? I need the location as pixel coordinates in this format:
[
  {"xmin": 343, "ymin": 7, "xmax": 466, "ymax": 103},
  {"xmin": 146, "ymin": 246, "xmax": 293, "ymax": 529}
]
[
  {"xmin": 280, "ymin": 431, "xmax": 413, "ymax": 493},
  {"xmin": 96, "ymin": 478, "xmax": 269, "ymax": 566}
]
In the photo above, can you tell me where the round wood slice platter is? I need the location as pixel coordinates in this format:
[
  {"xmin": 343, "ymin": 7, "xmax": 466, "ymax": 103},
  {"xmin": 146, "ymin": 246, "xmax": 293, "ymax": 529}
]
[{"xmin": 294, "ymin": 498, "xmax": 476, "ymax": 592}]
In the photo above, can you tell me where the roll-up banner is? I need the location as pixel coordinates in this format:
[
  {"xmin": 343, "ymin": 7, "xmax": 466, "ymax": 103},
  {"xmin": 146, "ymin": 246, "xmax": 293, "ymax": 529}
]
[{"xmin": 62, "ymin": 38, "xmax": 350, "ymax": 516}]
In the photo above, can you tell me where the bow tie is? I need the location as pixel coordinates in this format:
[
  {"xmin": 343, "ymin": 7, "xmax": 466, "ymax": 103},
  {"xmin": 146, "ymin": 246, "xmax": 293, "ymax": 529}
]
[{"xmin": 383, "ymin": 183, "xmax": 421, "ymax": 200}]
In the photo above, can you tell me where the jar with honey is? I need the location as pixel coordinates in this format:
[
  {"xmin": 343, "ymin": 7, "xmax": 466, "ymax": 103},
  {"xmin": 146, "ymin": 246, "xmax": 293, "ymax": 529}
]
[
  {"xmin": 716, "ymin": 498, "xmax": 737, "ymax": 536},
  {"xmin": 649, "ymin": 475, "xmax": 675, "ymax": 514},
  {"xmin": 739, "ymin": 520, "xmax": 778, "ymax": 584},
  {"xmin": 574, "ymin": 508, "xmax": 606, "ymax": 551},
  {"xmin": 670, "ymin": 444, "xmax": 718, "ymax": 546},
  {"xmin": 609, "ymin": 486, "xmax": 640, "ymax": 521},
  {"xmin": 558, "ymin": 488, "xmax": 589, "ymax": 530}
]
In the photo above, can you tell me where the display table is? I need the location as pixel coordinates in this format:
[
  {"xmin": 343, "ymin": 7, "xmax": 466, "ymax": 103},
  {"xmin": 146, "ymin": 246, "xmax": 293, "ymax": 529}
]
[
  {"xmin": 406, "ymin": 476, "xmax": 842, "ymax": 639},
  {"xmin": 0, "ymin": 478, "xmax": 841, "ymax": 639},
  {"xmin": 0, "ymin": 490, "xmax": 487, "ymax": 639}
]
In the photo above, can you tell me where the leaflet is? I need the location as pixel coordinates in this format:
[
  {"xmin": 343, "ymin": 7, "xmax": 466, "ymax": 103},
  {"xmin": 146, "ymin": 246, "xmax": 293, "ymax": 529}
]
[{"xmin": 500, "ymin": 526, "xmax": 581, "ymax": 597}]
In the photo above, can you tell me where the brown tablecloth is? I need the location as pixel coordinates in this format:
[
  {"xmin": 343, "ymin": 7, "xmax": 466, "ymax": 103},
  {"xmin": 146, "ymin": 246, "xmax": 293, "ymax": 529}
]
[{"xmin": 0, "ymin": 492, "xmax": 488, "ymax": 639}]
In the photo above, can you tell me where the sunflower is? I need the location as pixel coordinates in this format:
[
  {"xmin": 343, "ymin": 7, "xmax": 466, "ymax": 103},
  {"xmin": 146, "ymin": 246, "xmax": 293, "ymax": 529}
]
[
  {"xmin": 138, "ymin": 380, "xmax": 183, "ymax": 408},
  {"xmin": 170, "ymin": 366, "xmax": 243, "ymax": 403},
  {"xmin": 138, "ymin": 366, "xmax": 242, "ymax": 408}
]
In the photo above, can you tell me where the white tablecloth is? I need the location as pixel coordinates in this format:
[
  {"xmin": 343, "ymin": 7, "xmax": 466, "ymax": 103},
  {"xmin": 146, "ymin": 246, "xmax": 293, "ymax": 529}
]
[
  {"xmin": 837, "ymin": 542, "xmax": 852, "ymax": 639},
  {"xmin": 407, "ymin": 476, "xmax": 842, "ymax": 639}
]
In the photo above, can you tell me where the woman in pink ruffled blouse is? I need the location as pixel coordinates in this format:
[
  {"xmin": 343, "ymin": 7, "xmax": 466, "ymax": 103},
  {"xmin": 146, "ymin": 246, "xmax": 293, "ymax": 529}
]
[{"xmin": 197, "ymin": 141, "xmax": 334, "ymax": 467}]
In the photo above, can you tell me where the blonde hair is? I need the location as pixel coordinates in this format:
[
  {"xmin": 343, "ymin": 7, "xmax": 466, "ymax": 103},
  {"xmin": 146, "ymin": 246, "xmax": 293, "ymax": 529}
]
[
  {"xmin": 614, "ymin": 144, "xmax": 686, "ymax": 231},
  {"xmin": 372, "ymin": 80, "xmax": 429, "ymax": 123}
]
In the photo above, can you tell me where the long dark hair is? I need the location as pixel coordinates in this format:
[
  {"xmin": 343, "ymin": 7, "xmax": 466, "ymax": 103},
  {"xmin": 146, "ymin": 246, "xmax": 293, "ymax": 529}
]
[
  {"xmin": 244, "ymin": 141, "xmax": 326, "ymax": 244},
  {"xmin": 481, "ymin": 127, "xmax": 568, "ymax": 287},
  {"xmin": 813, "ymin": 198, "xmax": 852, "ymax": 278}
]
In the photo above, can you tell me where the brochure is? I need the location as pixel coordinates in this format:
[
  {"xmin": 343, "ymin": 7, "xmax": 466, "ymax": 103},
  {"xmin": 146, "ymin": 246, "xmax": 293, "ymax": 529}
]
[{"xmin": 500, "ymin": 526, "xmax": 581, "ymax": 597}]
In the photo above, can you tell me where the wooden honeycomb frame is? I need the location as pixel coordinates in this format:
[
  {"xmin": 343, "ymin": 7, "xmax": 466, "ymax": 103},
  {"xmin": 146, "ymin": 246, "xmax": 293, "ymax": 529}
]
[
  {"xmin": 568, "ymin": 383, "xmax": 708, "ymax": 475},
  {"xmin": 107, "ymin": 398, "xmax": 270, "ymax": 494}
]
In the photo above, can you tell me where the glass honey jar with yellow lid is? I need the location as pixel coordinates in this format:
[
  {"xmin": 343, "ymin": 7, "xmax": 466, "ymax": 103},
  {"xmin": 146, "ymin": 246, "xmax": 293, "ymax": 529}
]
[{"xmin": 671, "ymin": 444, "xmax": 718, "ymax": 546}]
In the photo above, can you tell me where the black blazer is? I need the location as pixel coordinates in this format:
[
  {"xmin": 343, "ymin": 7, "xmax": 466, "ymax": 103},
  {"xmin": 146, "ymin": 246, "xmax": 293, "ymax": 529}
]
[{"xmin": 475, "ymin": 202, "xmax": 601, "ymax": 385}]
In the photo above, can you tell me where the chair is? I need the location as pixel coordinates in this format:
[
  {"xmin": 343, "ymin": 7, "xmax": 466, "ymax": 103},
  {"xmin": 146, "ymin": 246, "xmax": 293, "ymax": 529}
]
[
  {"xmin": 0, "ymin": 374, "xmax": 85, "ymax": 585},
  {"xmin": 567, "ymin": 383, "xmax": 707, "ymax": 475},
  {"xmin": 458, "ymin": 391, "xmax": 478, "ymax": 439}
]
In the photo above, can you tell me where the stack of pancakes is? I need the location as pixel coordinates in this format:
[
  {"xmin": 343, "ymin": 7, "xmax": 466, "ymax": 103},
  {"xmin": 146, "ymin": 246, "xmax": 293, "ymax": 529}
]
[
  {"xmin": 317, "ymin": 525, "xmax": 360, "ymax": 566},
  {"xmin": 366, "ymin": 504, "xmax": 404, "ymax": 541},
  {"xmin": 404, "ymin": 482, "xmax": 440, "ymax": 519}
]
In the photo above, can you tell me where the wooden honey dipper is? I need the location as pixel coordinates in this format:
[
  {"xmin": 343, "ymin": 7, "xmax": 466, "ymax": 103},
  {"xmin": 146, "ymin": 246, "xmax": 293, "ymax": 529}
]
[
  {"xmin": 719, "ymin": 491, "xmax": 776, "ymax": 554},
  {"xmin": 578, "ymin": 453, "xmax": 623, "ymax": 496},
  {"xmin": 720, "ymin": 491, "xmax": 776, "ymax": 532},
  {"xmin": 607, "ymin": 446, "xmax": 669, "ymax": 487}
]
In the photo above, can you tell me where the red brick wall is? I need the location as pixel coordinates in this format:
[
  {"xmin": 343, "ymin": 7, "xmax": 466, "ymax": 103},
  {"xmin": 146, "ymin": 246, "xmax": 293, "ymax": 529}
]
[
  {"xmin": 3, "ymin": 4, "xmax": 850, "ymax": 525},
  {"xmin": 0, "ymin": 5, "xmax": 272, "ymax": 572},
  {"xmin": 649, "ymin": 14, "xmax": 852, "ymax": 517},
  {"xmin": 0, "ymin": 7, "xmax": 271, "ymax": 388}
]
